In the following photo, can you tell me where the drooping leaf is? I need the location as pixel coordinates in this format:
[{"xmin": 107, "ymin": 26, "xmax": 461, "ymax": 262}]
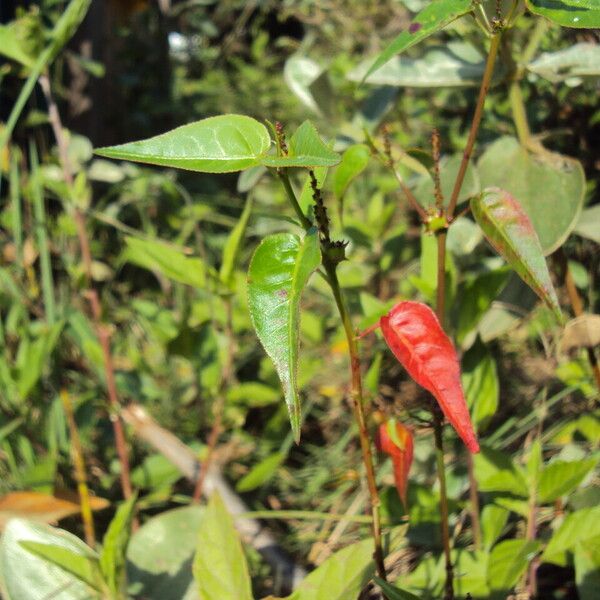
[
  {"xmin": 247, "ymin": 230, "xmax": 321, "ymax": 442},
  {"xmin": 526, "ymin": 0, "xmax": 600, "ymax": 28},
  {"xmin": 192, "ymin": 493, "xmax": 252, "ymax": 600},
  {"xmin": 376, "ymin": 419, "xmax": 414, "ymax": 509},
  {"xmin": 289, "ymin": 538, "xmax": 376, "ymax": 600},
  {"xmin": 542, "ymin": 506, "xmax": 600, "ymax": 562},
  {"xmin": 123, "ymin": 236, "xmax": 209, "ymax": 289},
  {"xmin": 478, "ymin": 137, "xmax": 585, "ymax": 254},
  {"xmin": 0, "ymin": 519, "xmax": 99, "ymax": 599},
  {"xmin": 538, "ymin": 458, "xmax": 598, "ymax": 504},
  {"xmin": 488, "ymin": 540, "xmax": 541, "ymax": 592},
  {"xmin": 95, "ymin": 115, "xmax": 271, "ymax": 173},
  {"xmin": 367, "ymin": 301, "xmax": 479, "ymax": 452},
  {"xmin": 100, "ymin": 494, "xmax": 137, "ymax": 595},
  {"xmin": 127, "ymin": 506, "xmax": 205, "ymax": 600},
  {"xmin": 333, "ymin": 144, "xmax": 371, "ymax": 200},
  {"xmin": 262, "ymin": 121, "xmax": 340, "ymax": 168},
  {"xmin": 363, "ymin": 0, "xmax": 472, "ymax": 81},
  {"xmin": 19, "ymin": 541, "xmax": 104, "ymax": 592},
  {"xmin": 373, "ymin": 577, "xmax": 420, "ymax": 600},
  {"xmin": 471, "ymin": 187, "xmax": 562, "ymax": 320},
  {"xmin": 219, "ymin": 197, "xmax": 253, "ymax": 289}
]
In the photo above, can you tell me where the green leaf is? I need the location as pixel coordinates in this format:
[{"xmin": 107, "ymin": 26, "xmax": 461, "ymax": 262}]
[
  {"xmin": 95, "ymin": 115, "xmax": 271, "ymax": 173},
  {"xmin": 474, "ymin": 447, "xmax": 529, "ymax": 497},
  {"xmin": 482, "ymin": 505, "xmax": 509, "ymax": 551},
  {"xmin": 0, "ymin": 23, "xmax": 34, "ymax": 67},
  {"xmin": 100, "ymin": 494, "xmax": 137, "ymax": 595},
  {"xmin": 262, "ymin": 121, "xmax": 340, "ymax": 168},
  {"xmin": 363, "ymin": 0, "xmax": 472, "ymax": 81},
  {"xmin": 0, "ymin": 519, "xmax": 100, "ymax": 599},
  {"xmin": 19, "ymin": 541, "xmax": 104, "ymax": 592},
  {"xmin": 456, "ymin": 267, "xmax": 511, "ymax": 347},
  {"xmin": 333, "ymin": 144, "xmax": 370, "ymax": 200},
  {"xmin": 236, "ymin": 452, "xmax": 286, "ymax": 492},
  {"xmin": 247, "ymin": 230, "xmax": 322, "ymax": 442},
  {"xmin": 374, "ymin": 577, "xmax": 420, "ymax": 600},
  {"xmin": 574, "ymin": 536, "xmax": 600, "ymax": 600},
  {"xmin": 462, "ymin": 339, "xmax": 499, "ymax": 431},
  {"xmin": 289, "ymin": 538, "xmax": 375, "ymax": 600},
  {"xmin": 219, "ymin": 197, "xmax": 253, "ymax": 289},
  {"xmin": 526, "ymin": 0, "xmax": 600, "ymax": 28},
  {"xmin": 527, "ymin": 43, "xmax": 600, "ymax": 83},
  {"xmin": 538, "ymin": 458, "xmax": 598, "ymax": 504},
  {"xmin": 542, "ymin": 506, "xmax": 600, "ymax": 562},
  {"xmin": 478, "ymin": 137, "xmax": 585, "ymax": 255},
  {"xmin": 193, "ymin": 493, "xmax": 253, "ymax": 600},
  {"xmin": 127, "ymin": 506, "xmax": 205, "ymax": 600},
  {"xmin": 284, "ymin": 55, "xmax": 325, "ymax": 114},
  {"xmin": 488, "ymin": 540, "xmax": 540, "ymax": 592},
  {"xmin": 353, "ymin": 41, "xmax": 489, "ymax": 88},
  {"xmin": 574, "ymin": 204, "xmax": 600, "ymax": 244},
  {"xmin": 471, "ymin": 187, "xmax": 562, "ymax": 320},
  {"xmin": 123, "ymin": 236, "xmax": 208, "ymax": 289}
]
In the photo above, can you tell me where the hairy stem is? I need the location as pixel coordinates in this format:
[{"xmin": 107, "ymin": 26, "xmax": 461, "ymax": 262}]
[
  {"xmin": 323, "ymin": 260, "xmax": 387, "ymax": 581},
  {"xmin": 61, "ymin": 389, "xmax": 96, "ymax": 547},
  {"xmin": 39, "ymin": 72, "xmax": 133, "ymax": 500},
  {"xmin": 447, "ymin": 32, "xmax": 501, "ymax": 219}
]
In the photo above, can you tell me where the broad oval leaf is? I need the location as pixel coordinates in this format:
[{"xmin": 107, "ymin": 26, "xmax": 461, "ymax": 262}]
[
  {"xmin": 127, "ymin": 506, "xmax": 205, "ymax": 600},
  {"xmin": 262, "ymin": 121, "xmax": 340, "ymax": 168},
  {"xmin": 471, "ymin": 187, "xmax": 562, "ymax": 320},
  {"xmin": 0, "ymin": 519, "xmax": 99, "ymax": 599},
  {"xmin": 193, "ymin": 493, "xmax": 252, "ymax": 600},
  {"xmin": 538, "ymin": 458, "xmax": 599, "ymax": 504},
  {"xmin": 363, "ymin": 0, "xmax": 472, "ymax": 81},
  {"xmin": 247, "ymin": 229, "xmax": 321, "ymax": 442},
  {"xmin": 526, "ymin": 0, "xmax": 600, "ymax": 28},
  {"xmin": 95, "ymin": 115, "xmax": 271, "ymax": 173},
  {"xmin": 478, "ymin": 136, "xmax": 585, "ymax": 254}
]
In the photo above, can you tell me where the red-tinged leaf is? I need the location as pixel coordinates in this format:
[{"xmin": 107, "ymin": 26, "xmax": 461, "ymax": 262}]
[
  {"xmin": 376, "ymin": 419, "xmax": 414, "ymax": 509},
  {"xmin": 470, "ymin": 188, "xmax": 562, "ymax": 321},
  {"xmin": 379, "ymin": 301, "xmax": 480, "ymax": 453}
]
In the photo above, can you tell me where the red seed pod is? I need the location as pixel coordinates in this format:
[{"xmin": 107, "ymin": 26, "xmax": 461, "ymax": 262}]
[
  {"xmin": 376, "ymin": 419, "xmax": 414, "ymax": 509},
  {"xmin": 374, "ymin": 301, "xmax": 480, "ymax": 453}
]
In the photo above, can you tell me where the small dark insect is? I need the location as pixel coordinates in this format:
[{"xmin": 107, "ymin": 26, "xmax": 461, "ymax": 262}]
[{"xmin": 409, "ymin": 22, "xmax": 422, "ymax": 34}]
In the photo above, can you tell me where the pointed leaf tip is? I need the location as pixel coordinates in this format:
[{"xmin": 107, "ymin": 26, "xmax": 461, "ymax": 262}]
[
  {"xmin": 380, "ymin": 301, "xmax": 480, "ymax": 453},
  {"xmin": 247, "ymin": 230, "xmax": 321, "ymax": 443},
  {"xmin": 471, "ymin": 187, "xmax": 562, "ymax": 322}
]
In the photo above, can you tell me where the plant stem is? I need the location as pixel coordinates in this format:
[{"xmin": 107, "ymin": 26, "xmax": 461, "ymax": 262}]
[
  {"xmin": 277, "ymin": 170, "xmax": 387, "ymax": 579},
  {"xmin": 323, "ymin": 260, "xmax": 387, "ymax": 581},
  {"xmin": 60, "ymin": 389, "xmax": 96, "ymax": 547},
  {"xmin": 433, "ymin": 412, "xmax": 454, "ymax": 600},
  {"xmin": 436, "ymin": 231, "xmax": 448, "ymax": 326},
  {"xmin": 10, "ymin": 153, "xmax": 23, "ymax": 272},
  {"xmin": 39, "ymin": 72, "xmax": 133, "ymax": 500},
  {"xmin": 508, "ymin": 81, "xmax": 531, "ymax": 147},
  {"xmin": 466, "ymin": 452, "xmax": 482, "ymax": 550},
  {"xmin": 277, "ymin": 170, "xmax": 313, "ymax": 229},
  {"xmin": 447, "ymin": 32, "xmax": 501, "ymax": 219}
]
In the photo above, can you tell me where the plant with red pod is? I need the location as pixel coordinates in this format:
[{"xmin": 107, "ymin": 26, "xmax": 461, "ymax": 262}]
[{"xmin": 376, "ymin": 418, "xmax": 414, "ymax": 510}]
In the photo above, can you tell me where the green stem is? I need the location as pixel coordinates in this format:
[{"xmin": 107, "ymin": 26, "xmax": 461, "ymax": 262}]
[
  {"xmin": 10, "ymin": 152, "xmax": 23, "ymax": 271},
  {"xmin": 29, "ymin": 142, "xmax": 57, "ymax": 325},
  {"xmin": 277, "ymin": 170, "xmax": 313, "ymax": 229},
  {"xmin": 433, "ymin": 413, "xmax": 454, "ymax": 600},
  {"xmin": 323, "ymin": 260, "xmax": 387, "ymax": 581},
  {"xmin": 509, "ymin": 81, "xmax": 531, "ymax": 146},
  {"xmin": 447, "ymin": 32, "xmax": 501, "ymax": 219}
]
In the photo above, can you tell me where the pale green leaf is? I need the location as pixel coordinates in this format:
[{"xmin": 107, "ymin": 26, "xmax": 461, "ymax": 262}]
[
  {"xmin": 538, "ymin": 458, "xmax": 598, "ymax": 503},
  {"xmin": 526, "ymin": 0, "xmax": 600, "ymax": 28},
  {"xmin": 220, "ymin": 197, "xmax": 253, "ymax": 288},
  {"xmin": 95, "ymin": 115, "xmax": 271, "ymax": 173},
  {"xmin": 543, "ymin": 506, "xmax": 600, "ymax": 562},
  {"xmin": 574, "ymin": 536, "xmax": 600, "ymax": 600},
  {"xmin": 488, "ymin": 540, "xmax": 540, "ymax": 592},
  {"xmin": 482, "ymin": 505, "xmax": 509, "ymax": 551}
]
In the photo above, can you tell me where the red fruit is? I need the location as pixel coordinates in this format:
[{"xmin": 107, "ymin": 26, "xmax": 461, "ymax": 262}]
[
  {"xmin": 375, "ymin": 301, "xmax": 480, "ymax": 453},
  {"xmin": 376, "ymin": 419, "xmax": 414, "ymax": 509}
]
